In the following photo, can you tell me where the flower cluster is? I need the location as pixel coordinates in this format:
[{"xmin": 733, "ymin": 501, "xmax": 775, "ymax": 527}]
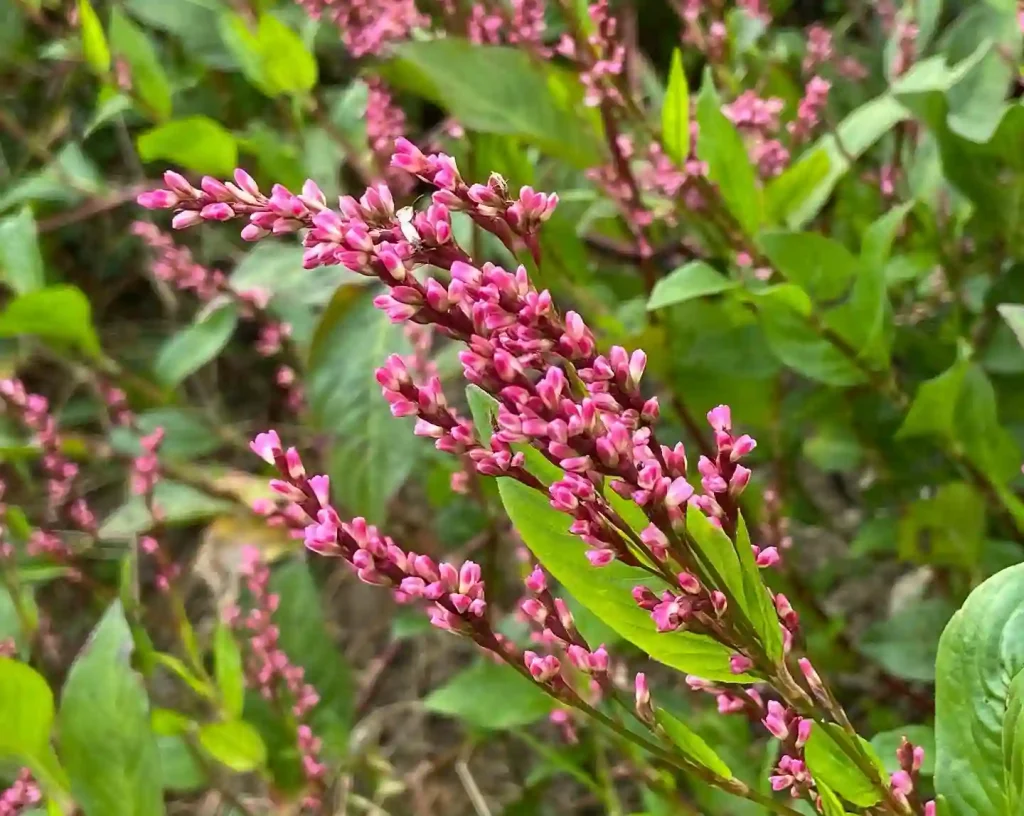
[
  {"xmin": 0, "ymin": 379, "xmax": 94, "ymax": 560},
  {"xmin": 788, "ymin": 77, "xmax": 831, "ymax": 144},
  {"xmin": 141, "ymin": 144, "xmax": 917, "ymax": 816},
  {"xmin": 0, "ymin": 770, "xmax": 40, "ymax": 816},
  {"xmin": 723, "ymin": 91, "xmax": 789, "ymax": 179},
  {"xmin": 228, "ymin": 546, "xmax": 327, "ymax": 810},
  {"xmin": 297, "ymin": 0, "xmax": 426, "ymax": 57},
  {"xmin": 132, "ymin": 221, "xmax": 303, "ymax": 412},
  {"xmin": 561, "ymin": 0, "xmax": 626, "ymax": 109}
]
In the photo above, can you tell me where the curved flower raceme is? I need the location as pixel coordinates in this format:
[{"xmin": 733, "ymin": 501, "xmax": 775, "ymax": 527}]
[{"xmin": 140, "ymin": 143, "xmax": 933, "ymax": 816}]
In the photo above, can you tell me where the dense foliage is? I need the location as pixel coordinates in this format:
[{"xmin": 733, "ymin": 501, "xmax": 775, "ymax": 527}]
[{"xmin": 1, "ymin": 0, "xmax": 1024, "ymax": 814}]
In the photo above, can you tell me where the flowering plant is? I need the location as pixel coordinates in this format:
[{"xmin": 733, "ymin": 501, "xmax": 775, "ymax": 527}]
[{"xmin": 0, "ymin": 0, "xmax": 1023, "ymax": 815}]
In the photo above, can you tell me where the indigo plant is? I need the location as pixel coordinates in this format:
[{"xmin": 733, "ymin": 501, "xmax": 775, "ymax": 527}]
[{"xmin": 0, "ymin": 0, "xmax": 1022, "ymax": 815}]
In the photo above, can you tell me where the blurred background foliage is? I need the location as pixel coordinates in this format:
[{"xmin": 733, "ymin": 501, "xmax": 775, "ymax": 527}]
[{"xmin": 0, "ymin": 0, "xmax": 1023, "ymax": 813}]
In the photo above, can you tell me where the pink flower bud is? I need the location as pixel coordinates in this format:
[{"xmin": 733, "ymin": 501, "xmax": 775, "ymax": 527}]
[
  {"xmin": 729, "ymin": 654, "xmax": 754, "ymax": 675},
  {"xmin": 707, "ymin": 404, "xmax": 732, "ymax": 432},
  {"xmin": 250, "ymin": 431, "xmax": 282, "ymax": 464},
  {"xmin": 171, "ymin": 211, "xmax": 203, "ymax": 230},
  {"xmin": 525, "ymin": 566, "xmax": 546, "ymax": 593}
]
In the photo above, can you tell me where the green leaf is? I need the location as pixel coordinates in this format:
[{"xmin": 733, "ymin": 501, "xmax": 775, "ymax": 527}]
[
  {"xmin": 98, "ymin": 480, "xmax": 233, "ymax": 539},
  {"xmin": 859, "ymin": 599, "xmax": 955, "ymax": 682},
  {"xmin": 765, "ymin": 146, "xmax": 831, "ymax": 225},
  {"xmin": 380, "ymin": 40, "xmax": 602, "ymax": 169},
  {"xmin": 779, "ymin": 95, "xmax": 910, "ymax": 228},
  {"xmin": 57, "ymin": 602, "xmax": 164, "ymax": 816},
  {"xmin": 108, "ymin": 408, "xmax": 221, "ymax": 460},
  {"xmin": 861, "ymin": 203, "xmax": 914, "ymax": 269},
  {"xmin": 424, "ymin": 660, "xmax": 553, "ymax": 730},
  {"xmin": 109, "ymin": 8, "xmax": 172, "ymax": 120},
  {"xmin": 307, "ymin": 292, "xmax": 417, "ymax": 524},
  {"xmin": 0, "ymin": 285, "xmax": 101, "ymax": 358},
  {"xmin": 870, "ymin": 725, "xmax": 935, "ymax": 776},
  {"xmin": 655, "ymin": 708, "xmax": 732, "ymax": 778},
  {"xmin": 79, "ymin": 0, "xmax": 110, "ymax": 76},
  {"xmin": 156, "ymin": 736, "xmax": 206, "ymax": 793},
  {"xmin": 695, "ymin": 70, "xmax": 762, "ymax": 236},
  {"xmin": 935, "ymin": 562, "xmax": 1024, "ymax": 814},
  {"xmin": 751, "ymin": 285, "xmax": 864, "ymax": 386},
  {"xmin": 219, "ymin": 12, "xmax": 317, "ymax": 98},
  {"xmin": 759, "ymin": 232, "xmax": 858, "ymax": 303},
  {"xmin": 733, "ymin": 514, "xmax": 784, "ymax": 663},
  {"xmin": 197, "ymin": 720, "xmax": 266, "ymax": 772},
  {"xmin": 897, "ymin": 483, "xmax": 986, "ymax": 570},
  {"xmin": 647, "ymin": 262, "xmax": 736, "ymax": 310},
  {"xmin": 898, "ymin": 359, "xmax": 1020, "ymax": 484},
  {"xmin": 804, "ymin": 723, "xmax": 884, "ymax": 808},
  {"xmin": 496, "ymin": 477, "xmax": 750, "ymax": 683},
  {"xmin": 998, "ymin": 304, "xmax": 1024, "ymax": 350},
  {"xmin": 661, "ymin": 49, "xmax": 689, "ymax": 164},
  {"xmin": 751, "ymin": 231, "xmax": 893, "ymax": 383},
  {"xmin": 269, "ymin": 559, "xmax": 353, "ymax": 757},
  {"xmin": 154, "ymin": 303, "xmax": 238, "ymax": 387},
  {"xmin": 137, "ymin": 116, "xmax": 237, "ymax": 176},
  {"xmin": 686, "ymin": 511, "xmax": 782, "ymax": 664},
  {"xmin": 0, "ymin": 658, "xmax": 55, "ymax": 761},
  {"xmin": 0, "ymin": 207, "xmax": 45, "ymax": 294},
  {"xmin": 816, "ymin": 781, "xmax": 847, "ymax": 816},
  {"xmin": 213, "ymin": 624, "xmax": 244, "ymax": 718}
]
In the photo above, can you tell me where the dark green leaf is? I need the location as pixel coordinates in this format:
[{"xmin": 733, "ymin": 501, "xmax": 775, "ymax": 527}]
[
  {"xmin": 0, "ymin": 285, "xmax": 101, "ymax": 358},
  {"xmin": 154, "ymin": 303, "xmax": 238, "ymax": 387},
  {"xmin": 998, "ymin": 304, "xmax": 1024, "ymax": 350},
  {"xmin": 803, "ymin": 723, "xmax": 884, "ymax": 808},
  {"xmin": 269, "ymin": 559, "xmax": 352, "ymax": 757},
  {"xmin": 214, "ymin": 624, "xmax": 245, "ymax": 718},
  {"xmin": 935, "ymin": 562, "xmax": 1024, "ymax": 814},
  {"xmin": 197, "ymin": 720, "xmax": 266, "ymax": 772},
  {"xmin": 695, "ymin": 71, "xmax": 762, "ymax": 236},
  {"xmin": 380, "ymin": 40, "xmax": 602, "ymax": 168},
  {"xmin": 897, "ymin": 483, "xmax": 986, "ymax": 570},
  {"xmin": 307, "ymin": 292, "xmax": 417, "ymax": 524},
  {"xmin": 661, "ymin": 49, "xmax": 689, "ymax": 164},
  {"xmin": 0, "ymin": 207, "xmax": 45, "ymax": 294},
  {"xmin": 423, "ymin": 660, "xmax": 553, "ymax": 730},
  {"xmin": 57, "ymin": 602, "xmax": 164, "ymax": 816},
  {"xmin": 899, "ymin": 359, "xmax": 1020, "ymax": 484},
  {"xmin": 647, "ymin": 262, "xmax": 736, "ymax": 310},
  {"xmin": 137, "ymin": 116, "xmax": 237, "ymax": 176},
  {"xmin": 859, "ymin": 599, "xmax": 955, "ymax": 682},
  {"xmin": 655, "ymin": 708, "xmax": 733, "ymax": 778}
]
